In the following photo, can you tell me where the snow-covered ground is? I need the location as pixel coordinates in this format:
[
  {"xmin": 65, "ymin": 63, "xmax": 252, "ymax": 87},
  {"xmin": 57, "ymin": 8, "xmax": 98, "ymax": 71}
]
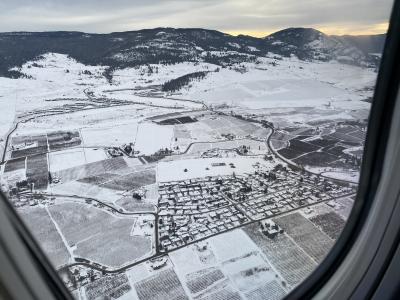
[
  {"xmin": 171, "ymin": 56, "xmax": 375, "ymax": 110},
  {"xmin": 0, "ymin": 52, "xmax": 376, "ymax": 143},
  {"xmin": 134, "ymin": 123, "xmax": 174, "ymax": 155},
  {"xmin": 157, "ymin": 157, "xmax": 274, "ymax": 182}
]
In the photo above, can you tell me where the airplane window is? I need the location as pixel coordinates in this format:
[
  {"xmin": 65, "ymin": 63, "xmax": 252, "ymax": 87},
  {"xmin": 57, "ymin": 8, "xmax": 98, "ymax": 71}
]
[{"xmin": 0, "ymin": 0, "xmax": 395, "ymax": 299}]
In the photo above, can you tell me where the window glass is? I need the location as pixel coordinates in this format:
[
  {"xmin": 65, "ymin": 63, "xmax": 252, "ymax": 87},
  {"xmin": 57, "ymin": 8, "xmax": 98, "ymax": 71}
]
[{"xmin": 0, "ymin": 1, "xmax": 394, "ymax": 299}]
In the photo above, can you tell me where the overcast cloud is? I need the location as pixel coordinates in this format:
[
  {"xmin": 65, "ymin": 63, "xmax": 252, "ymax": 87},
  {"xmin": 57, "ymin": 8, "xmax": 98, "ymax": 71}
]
[{"xmin": 0, "ymin": 0, "xmax": 394, "ymax": 35}]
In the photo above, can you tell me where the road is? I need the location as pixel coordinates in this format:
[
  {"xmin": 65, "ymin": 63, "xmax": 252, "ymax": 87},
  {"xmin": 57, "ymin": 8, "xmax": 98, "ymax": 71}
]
[{"xmin": 0, "ymin": 120, "xmax": 19, "ymax": 163}]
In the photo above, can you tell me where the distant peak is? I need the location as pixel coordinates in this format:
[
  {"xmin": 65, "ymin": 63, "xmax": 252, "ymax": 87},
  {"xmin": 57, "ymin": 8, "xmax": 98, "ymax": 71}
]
[{"xmin": 265, "ymin": 27, "xmax": 325, "ymax": 39}]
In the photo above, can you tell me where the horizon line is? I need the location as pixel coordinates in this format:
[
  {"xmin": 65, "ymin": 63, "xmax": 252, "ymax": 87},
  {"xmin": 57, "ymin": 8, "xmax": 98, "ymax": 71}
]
[{"xmin": 0, "ymin": 25, "xmax": 388, "ymax": 38}]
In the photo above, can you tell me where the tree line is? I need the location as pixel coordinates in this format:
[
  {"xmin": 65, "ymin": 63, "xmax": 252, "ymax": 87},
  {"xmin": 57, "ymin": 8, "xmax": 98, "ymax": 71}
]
[{"xmin": 161, "ymin": 71, "xmax": 209, "ymax": 92}]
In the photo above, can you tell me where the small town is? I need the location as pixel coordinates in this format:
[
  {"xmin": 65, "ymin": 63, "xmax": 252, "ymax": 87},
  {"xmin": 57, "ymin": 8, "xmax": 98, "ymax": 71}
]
[{"xmin": 157, "ymin": 163, "xmax": 355, "ymax": 251}]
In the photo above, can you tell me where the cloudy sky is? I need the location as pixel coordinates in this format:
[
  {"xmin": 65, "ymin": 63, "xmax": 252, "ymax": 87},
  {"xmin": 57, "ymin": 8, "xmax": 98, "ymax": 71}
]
[{"xmin": 0, "ymin": 0, "xmax": 394, "ymax": 36}]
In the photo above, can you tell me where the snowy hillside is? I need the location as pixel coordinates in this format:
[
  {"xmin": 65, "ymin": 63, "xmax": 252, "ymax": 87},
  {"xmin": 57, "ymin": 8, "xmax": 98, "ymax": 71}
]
[{"xmin": 0, "ymin": 27, "xmax": 385, "ymax": 78}]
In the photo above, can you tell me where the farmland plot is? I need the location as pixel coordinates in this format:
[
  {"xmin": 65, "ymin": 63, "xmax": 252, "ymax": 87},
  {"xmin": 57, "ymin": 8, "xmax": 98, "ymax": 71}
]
[
  {"xmin": 18, "ymin": 207, "xmax": 70, "ymax": 268},
  {"xmin": 47, "ymin": 130, "xmax": 81, "ymax": 151},
  {"xmin": 334, "ymin": 197, "xmax": 355, "ymax": 219},
  {"xmin": 277, "ymin": 148, "xmax": 304, "ymax": 159},
  {"xmin": 49, "ymin": 202, "xmax": 152, "ymax": 267},
  {"xmin": 85, "ymin": 274, "xmax": 132, "ymax": 300},
  {"xmin": 309, "ymin": 212, "xmax": 346, "ymax": 240},
  {"xmin": 158, "ymin": 116, "xmax": 197, "ymax": 125},
  {"xmin": 81, "ymin": 123, "xmax": 139, "ymax": 147},
  {"xmin": 243, "ymin": 223, "xmax": 316, "ymax": 287},
  {"xmin": 209, "ymin": 230, "xmax": 261, "ymax": 261},
  {"xmin": 335, "ymin": 126, "xmax": 357, "ymax": 134},
  {"xmin": 4, "ymin": 157, "xmax": 26, "ymax": 172},
  {"xmin": 10, "ymin": 134, "xmax": 48, "ymax": 158},
  {"xmin": 244, "ymin": 280, "xmax": 286, "ymax": 300},
  {"xmin": 293, "ymin": 151, "xmax": 338, "ymax": 166},
  {"xmin": 78, "ymin": 173, "xmax": 120, "ymax": 185},
  {"xmin": 181, "ymin": 122, "xmax": 216, "ymax": 143},
  {"xmin": 270, "ymin": 139, "xmax": 287, "ymax": 150},
  {"xmin": 325, "ymin": 145, "xmax": 346, "ymax": 156},
  {"xmin": 185, "ymin": 267, "xmax": 225, "ymax": 294},
  {"xmin": 347, "ymin": 130, "xmax": 366, "ymax": 140},
  {"xmin": 196, "ymin": 283, "xmax": 242, "ymax": 300},
  {"xmin": 307, "ymin": 138, "xmax": 339, "ymax": 148},
  {"xmin": 26, "ymin": 153, "xmax": 48, "ymax": 189},
  {"xmin": 274, "ymin": 213, "xmax": 334, "ymax": 263},
  {"xmin": 11, "ymin": 134, "xmax": 47, "ymax": 147},
  {"xmin": 11, "ymin": 145, "xmax": 48, "ymax": 159},
  {"xmin": 134, "ymin": 268, "xmax": 188, "ymax": 300},
  {"xmin": 49, "ymin": 148, "xmax": 86, "ymax": 172},
  {"xmin": 134, "ymin": 123, "xmax": 174, "ymax": 155},
  {"xmin": 174, "ymin": 125, "xmax": 191, "ymax": 139},
  {"xmin": 54, "ymin": 157, "xmax": 128, "ymax": 182},
  {"xmin": 326, "ymin": 132, "xmax": 362, "ymax": 143},
  {"xmin": 222, "ymin": 252, "xmax": 277, "ymax": 292},
  {"xmin": 116, "ymin": 197, "xmax": 156, "ymax": 212},
  {"xmin": 51, "ymin": 181, "xmax": 122, "ymax": 204},
  {"xmin": 168, "ymin": 245, "xmax": 211, "ymax": 276},
  {"xmin": 1, "ymin": 167, "xmax": 26, "ymax": 186},
  {"xmin": 287, "ymin": 139, "xmax": 320, "ymax": 153},
  {"xmin": 187, "ymin": 139, "xmax": 268, "ymax": 156}
]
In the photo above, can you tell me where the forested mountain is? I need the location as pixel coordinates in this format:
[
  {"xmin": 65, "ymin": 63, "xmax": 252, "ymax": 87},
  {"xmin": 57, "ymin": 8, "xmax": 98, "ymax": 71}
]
[{"xmin": 0, "ymin": 27, "xmax": 385, "ymax": 78}]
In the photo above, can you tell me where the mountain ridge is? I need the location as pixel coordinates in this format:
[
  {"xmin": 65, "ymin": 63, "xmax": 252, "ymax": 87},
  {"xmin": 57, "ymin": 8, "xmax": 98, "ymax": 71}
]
[{"xmin": 0, "ymin": 27, "xmax": 385, "ymax": 78}]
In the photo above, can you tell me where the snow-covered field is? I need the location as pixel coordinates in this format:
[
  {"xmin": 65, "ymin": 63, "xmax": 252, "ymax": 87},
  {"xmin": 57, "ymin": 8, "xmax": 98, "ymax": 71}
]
[
  {"xmin": 81, "ymin": 123, "xmax": 139, "ymax": 147},
  {"xmin": 171, "ymin": 57, "xmax": 375, "ymax": 110},
  {"xmin": 0, "ymin": 52, "xmax": 375, "ymax": 144},
  {"xmin": 134, "ymin": 123, "xmax": 174, "ymax": 155},
  {"xmin": 157, "ymin": 157, "xmax": 274, "ymax": 182},
  {"xmin": 49, "ymin": 149, "xmax": 86, "ymax": 172},
  {"xmin": 48, "ymin": 148, "xmax": 108, "ymax": 172}
]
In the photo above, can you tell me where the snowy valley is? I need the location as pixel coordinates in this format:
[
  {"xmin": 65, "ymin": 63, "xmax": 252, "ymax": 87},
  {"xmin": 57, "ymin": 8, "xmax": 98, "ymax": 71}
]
[{"xmin": 0, "ymin": 27, "xmax": 381, "ymax": 300}]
